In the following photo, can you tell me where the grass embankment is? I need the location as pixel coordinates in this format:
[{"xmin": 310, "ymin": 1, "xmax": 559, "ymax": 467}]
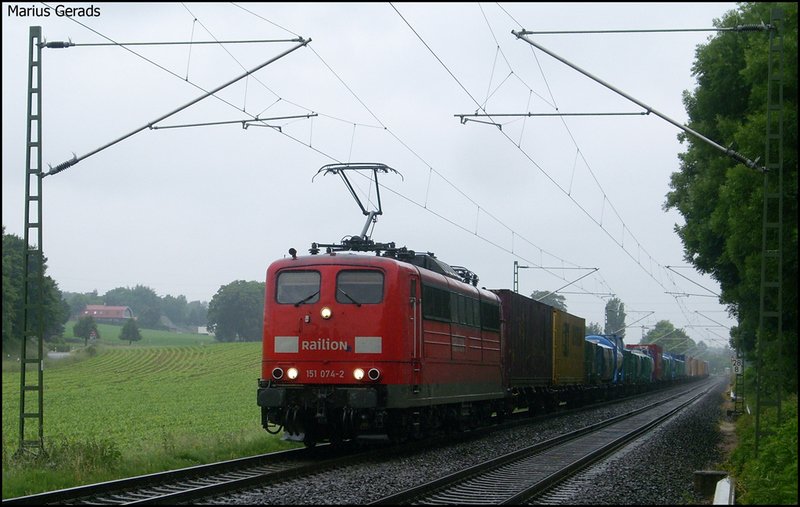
[
  {"xmin": 2, "ymin": 328, "xmax": 297, "ymax": 499},
  {"xmin": 722, "ymin": 388, "xmax": 798, "ymax": 505}
]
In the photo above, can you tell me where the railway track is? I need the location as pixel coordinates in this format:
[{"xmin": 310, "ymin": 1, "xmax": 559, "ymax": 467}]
[
  {"xmin": 4, "ymin": 421, "xmax": 509, "ymax": 505},
  {"xmin": 369, "ymin": 382, "xmax": 714, "ymax": 505},
  {"xmin": 1, "ymin": 444, "xmax": 373, "ymax": 505},
  {"xmin": 4, "ymin": 381, "xmax": 709, "ymax": 505}
]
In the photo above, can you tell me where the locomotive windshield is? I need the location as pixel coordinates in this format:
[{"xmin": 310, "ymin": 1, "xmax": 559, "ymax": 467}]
[
  {"xmin": 336, "ymin": 270, "xmax": 383, "ymax": 304},
  {"xmin": 276, "ymin": 271, "xmax": 320, "ymax": 305}
]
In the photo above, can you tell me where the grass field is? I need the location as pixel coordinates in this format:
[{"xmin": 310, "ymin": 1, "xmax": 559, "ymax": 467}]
[
  {"xmin": 66, "ymin": 321, "xmax": 219, "ymax": 347},
  {"xmin": 1, "ymin": 327, "xmax": 298, "ymax": 499}
]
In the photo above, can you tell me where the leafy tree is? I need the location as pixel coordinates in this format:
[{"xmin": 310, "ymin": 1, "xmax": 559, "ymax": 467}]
[
  {"xmin": 119, "ymin": 318, "xmax": 142, "ymax": 345},
  {"xmin": 207, "ymin": 280, "xmax": 265, "ymax": 342},
  {"xmin": 2, "ymin": 227, "xmax": 69, "ymax": 354},
  {"xmin": 162, "ymin": 294, "xmax": 188, "ymax": 326},
  {"xmin": 185, "ymin": 300, "xmax": 209, "ymax": 327},
  {"xmin": 2, "ymin": 227, "xmax": 22, "ymax": 351},
  {"xmin": 586, "ymin": 322, "xmax": 603, "ymax": 336},
  {"xmin": 664, "ymin": 2, "xmax": 797, "ymax": 392},
  {"xmin": 604, "ymin": 297, "xmax": 626, "ymax": 339},
  {"xmin": 530, "ymin": 290, "xmax": 567, "ymax": 311},
  {"xmin": 71, "ymin": 287, "xmax": 205, "ymax": 331},
  {"xmin": 63, "ymin": 290, "xmax": 103, "ymax": 319},
  {"xmin": 104, "ymin": 285, "xmax": 162, "ymax": 329},
  {"xmin": 73, "ymin": 315, "xmax": 99, "ymax": 346},
  {"xmin": 642, "ymin": 320, "xmax": 695, "ymax": 353}
]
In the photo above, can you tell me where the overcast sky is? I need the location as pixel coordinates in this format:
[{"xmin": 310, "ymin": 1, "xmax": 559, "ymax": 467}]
[{"xmin": 2, "ymin": 2, "xmax": 742, "ymax": 348}]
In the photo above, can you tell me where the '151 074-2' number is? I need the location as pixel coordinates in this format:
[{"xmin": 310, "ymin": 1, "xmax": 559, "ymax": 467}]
[{"xmin": 305, "ymin": 369, "xmax": 345, "ymax": 379}]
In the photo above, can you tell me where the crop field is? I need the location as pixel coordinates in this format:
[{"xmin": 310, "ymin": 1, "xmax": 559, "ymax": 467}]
[{"xmin": 2, "ymin": 340, "xmax": 295, "ymax": 498}]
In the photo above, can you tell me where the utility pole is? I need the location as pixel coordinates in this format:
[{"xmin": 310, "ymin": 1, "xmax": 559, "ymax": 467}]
[
  {"xmin": 513, "ymin": 260, "xmax": 530, "ymax": 293},
  {"xmin": 512, "ymin": 19, "xmax": 785, "ymax": 455},
  {"xmin": 755, "ymin": 8, "xmax": 785, "ymax": 455},
  {"xmin": 15, "ymin": 25, "xmax": 309, "ymax": 457},
  {"xmin": 18, "ymin": 25, "xmax": 45, "ymax": 455}
]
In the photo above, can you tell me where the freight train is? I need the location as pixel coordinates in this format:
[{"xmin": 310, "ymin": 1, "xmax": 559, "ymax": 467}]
[{"xmin": 256, "ymin": 241, "xmax": 708, "ymax": 447}]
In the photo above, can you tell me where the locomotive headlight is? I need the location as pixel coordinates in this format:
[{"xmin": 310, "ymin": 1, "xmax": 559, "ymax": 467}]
[
  {"xmin": 320, "ymin": 307, "xmax": 332, "ymax": 320},
  {"xmin": 271, "ymin": 367, "xmax": 284, "ymax": 380},
  {"xmin": 368, "ymin": 368, "xmax": 381, "ymax": 381},
  {"xmin": 353, "ymin": 368, "xmax": 365, "ymax": 380},
  {"xmin": 287, "ymin": 367, "xmax": 299, "ymax": 380}
]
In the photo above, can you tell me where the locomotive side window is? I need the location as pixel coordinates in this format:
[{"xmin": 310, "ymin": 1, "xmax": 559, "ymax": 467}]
[
  {"xmin": 480, "ymin": 301, "xmax": 500, "ymax": 331},
  {"xmin": 422, "ymin": 284, "xmax": 451, "ymax": 321},
  {"xmin": 276, "ymin": 271, "xmax": 320, "ymax": 305},
  {"xmin": 453, "ymin": 295, "xmax": 479, "ymax": 327},
  {"xmin": 471, "ymin": 298, "xmax": 481, "ymax": 327},
  {"xmin": 422, "ymin": 283, "xmax": 494, "ymax": 329},
  {"xmin": 452, "ymin": 294, "xmax": 468, "ymax": 325},
  {"xmin": 336, "ymin": 270, "xmax": 384, "ymax": 304}
]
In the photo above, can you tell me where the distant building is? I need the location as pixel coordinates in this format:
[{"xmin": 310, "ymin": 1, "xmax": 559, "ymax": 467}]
[{"xmin": 82, "ymin": 305, "xmax": 134, "ymax": 324}]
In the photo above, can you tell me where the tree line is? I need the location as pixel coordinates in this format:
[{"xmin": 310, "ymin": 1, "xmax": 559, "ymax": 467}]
[
  {"xmin": 664, "ymin": 2, "xmax": 797, "ymax": 393},
  {"xmin": 547, "ymin": 291, "xmax": 733, "ymax": 373},
  {"xmin": 63, "ymin": 287, "xmax": 209, "ymax": 330},
  {"xmin": 531, "ymin": 3, "xmax": 797, "ymax": 389},
  {"xmin": 2, "ymin": 226, "xmax": 269, "ymax": 355},
  {"xmin": 3, "ymin": 222, "xmax": 731, "ymax": 374}
]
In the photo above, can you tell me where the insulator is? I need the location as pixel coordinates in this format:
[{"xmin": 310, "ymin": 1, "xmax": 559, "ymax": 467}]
[
  {"xmin": 44, "ymin": 156, "xmax": 77, "ymax": 177},
  {"xmin": 43, "ymin": 41, "xmax": 75, "ymax": 49},
  {"xmin": 734, "ymin": 23, "xmax": 771, "ymax": 32}
]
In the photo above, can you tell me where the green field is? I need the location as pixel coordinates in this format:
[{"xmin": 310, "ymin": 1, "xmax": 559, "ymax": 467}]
[
  {"xmin": 2, "ymin": 331, "xmax": 297, "ymax": 499},
  {"xmin": 66, "ymin": 321, "xmax": 219, "ymax": 347}
]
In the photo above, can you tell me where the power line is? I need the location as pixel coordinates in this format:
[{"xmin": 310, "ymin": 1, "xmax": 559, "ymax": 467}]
[
  {"xmin": 64, "ymin": 38, "xmax": 299, "ymax": 46},
  {"xmin": 392, "ymin": 3, "xmax": 730, "ymax": 339},
  {"xmin": 517, "ymin": 25, "xmax": 772, "ymax": 35},
  {"xmin": 43, "ymin": 4, "xmax": 726, "ymax": 338},
  {"xmin": 43, "ymin": 38, "xmax": 310, "ymax": 176},
  {"xmin": 512, "ymin": 29, "xmax": 765, "ymax": 171}
]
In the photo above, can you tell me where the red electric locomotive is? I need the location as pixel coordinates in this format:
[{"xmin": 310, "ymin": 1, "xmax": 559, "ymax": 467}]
[
  {"xmin": 256, "ymin": 242, "xmax": 505, "ymax": 446},
  {"xmin": 257, "ymin": 163, "xmax": 509, "ymax": 446}
]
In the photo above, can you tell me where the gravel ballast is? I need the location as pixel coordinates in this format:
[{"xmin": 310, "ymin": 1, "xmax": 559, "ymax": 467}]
[{"xmin": 207, "ymin": 377, "xmax": 729, "ymax": 505}]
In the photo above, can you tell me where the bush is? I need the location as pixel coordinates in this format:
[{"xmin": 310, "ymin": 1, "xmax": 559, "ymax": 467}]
[
  {"xmin": 14, "ymin": 437, "xmax": 123, "ymax": 472},
  {"xmin": 727, "ymin": 395, "xmax": 798, "ymax": 505},
  {"xmin": 47, "ymin": 338, "xmax": 70, "ymax": 353},
  {"xmin": 75, "ymin": 345, "xmax": 98, "ymax": 358}
]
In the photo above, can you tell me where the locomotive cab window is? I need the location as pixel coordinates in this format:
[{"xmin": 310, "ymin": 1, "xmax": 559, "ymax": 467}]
[
  {"xmin": 336, "ymin": 270, "xmax": 383, "ymax": 304},
  {"xmin": 276, "ymin": 271, "xmax": 320, "ymax": 305}
]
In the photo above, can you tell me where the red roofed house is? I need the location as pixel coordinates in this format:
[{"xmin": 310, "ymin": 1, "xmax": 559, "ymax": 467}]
[{"xmin": 82, "ymin": 305, "xmax": 134, "ymax": 324}]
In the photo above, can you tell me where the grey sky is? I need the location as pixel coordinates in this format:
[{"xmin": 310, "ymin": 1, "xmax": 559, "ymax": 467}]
[{"xmin": 2, "ymin": 2, "xmax": 741, "ymax": 348}]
